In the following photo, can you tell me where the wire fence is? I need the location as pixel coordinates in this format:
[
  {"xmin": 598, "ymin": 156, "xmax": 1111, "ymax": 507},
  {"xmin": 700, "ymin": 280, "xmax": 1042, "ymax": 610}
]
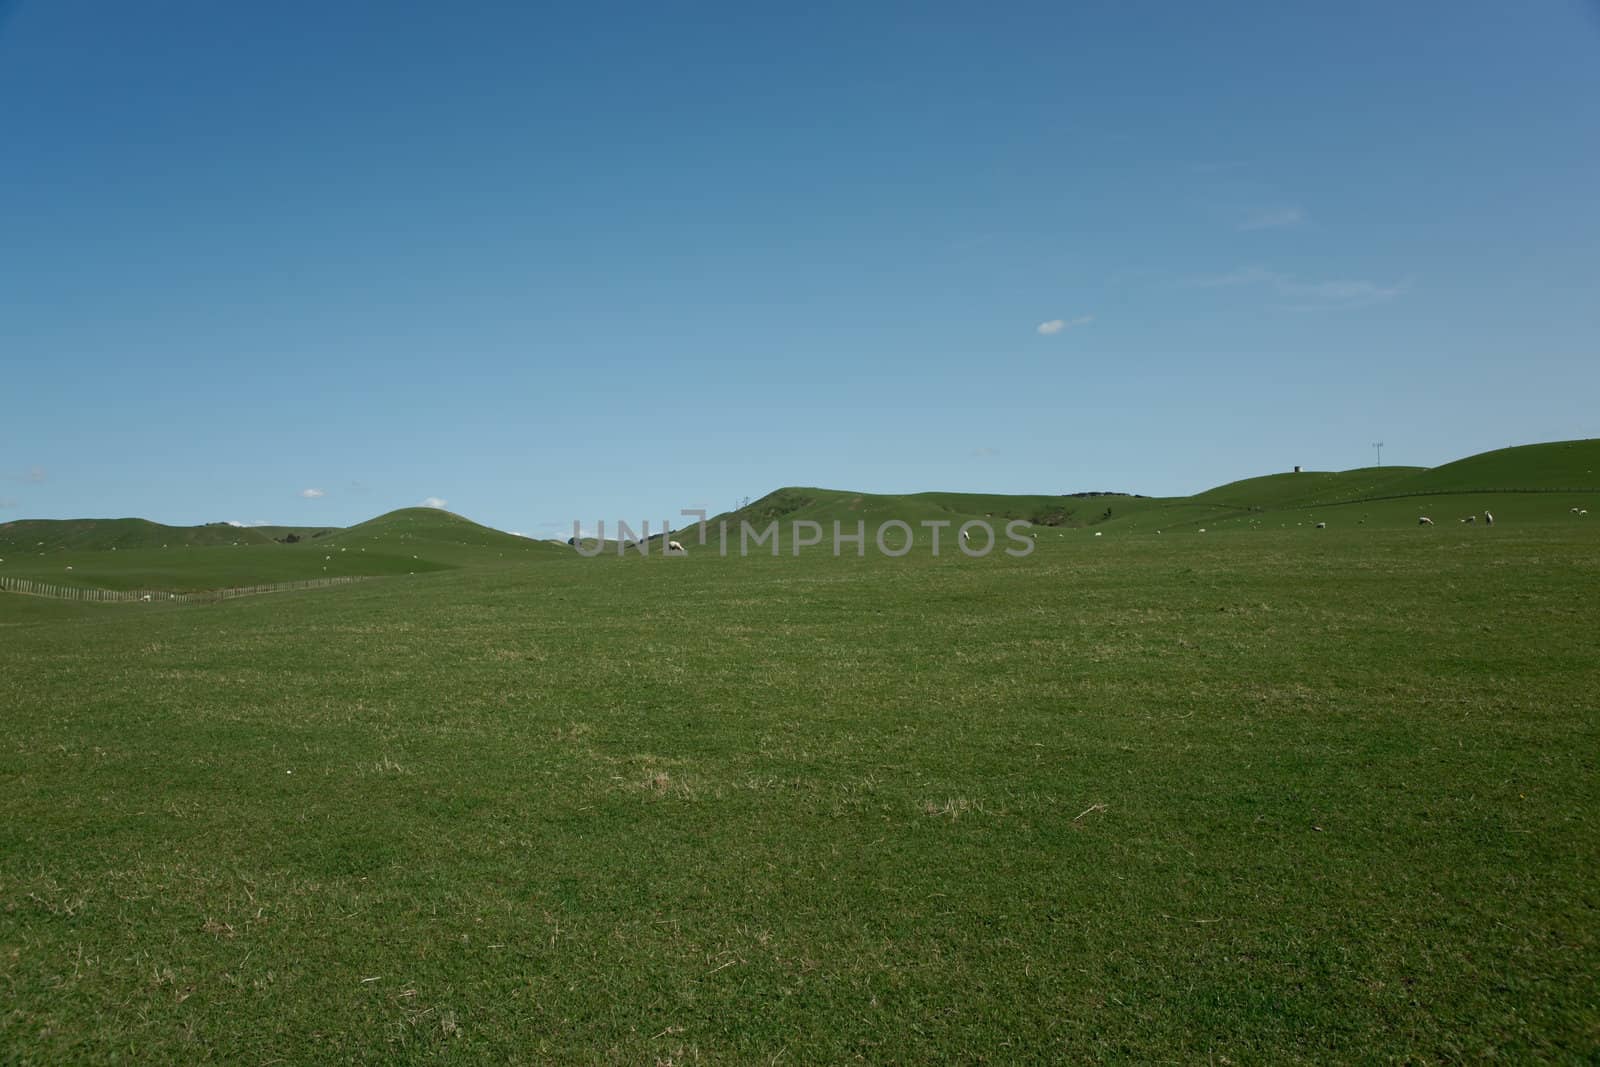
[{"xmin": 0, "ymin": 574, "xmax": 374, "ymax": 605}]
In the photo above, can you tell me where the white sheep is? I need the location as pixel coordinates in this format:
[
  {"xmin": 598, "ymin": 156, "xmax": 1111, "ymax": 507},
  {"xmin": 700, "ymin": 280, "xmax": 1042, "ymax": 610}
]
[
  {"xmin": 1483, "ymin": 511, "xmax": 1494, "ymax": 526},
  {"xmin": 667, "ymin": 540, "xmax": 685, "ymax": 553},
  {"xmin": 1418, "ymin": 517, "xmax": 1434, "ymax": 526},
  {"xmin": 1315, "ymin": 522, "xmax": 1326, "ymax": 529}
]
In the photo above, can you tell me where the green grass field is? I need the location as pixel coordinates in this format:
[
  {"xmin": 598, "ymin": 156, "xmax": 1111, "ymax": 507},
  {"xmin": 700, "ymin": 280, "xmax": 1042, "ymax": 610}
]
[{"xmin": 3, "ymin": 442, "xmax": 1598, "ymax": 1062}]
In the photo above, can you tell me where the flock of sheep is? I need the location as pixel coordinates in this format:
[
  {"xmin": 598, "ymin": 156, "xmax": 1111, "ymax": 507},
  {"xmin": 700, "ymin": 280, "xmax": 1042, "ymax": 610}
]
[
  {"xmin": 1418, "ymin": 511, "xmax": 1495, "ymax": 527},
  {"xmin": 1415, "ymin": 508, "xmax": 1589, "ymax": 526}
]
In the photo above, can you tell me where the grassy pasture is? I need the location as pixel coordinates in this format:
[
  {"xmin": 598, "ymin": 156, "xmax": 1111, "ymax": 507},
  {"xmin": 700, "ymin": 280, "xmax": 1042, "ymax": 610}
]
[{"xmin": 3, "ymin": 514, "xmax": 1598, "ymax": 1062}]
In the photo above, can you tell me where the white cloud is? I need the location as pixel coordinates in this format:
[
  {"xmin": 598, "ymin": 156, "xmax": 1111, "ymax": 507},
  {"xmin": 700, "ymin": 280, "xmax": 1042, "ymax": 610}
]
[
  {"xmin": 300, "ymin": 488, "xmax": 326, "ymax": 499},
  {"xmin": 1188, "ymin": 266, "xmax": 1409, "ymax": 309},
  {"xmin": 1239, "ymin": 206, "xmax": 1305, "ymax": 231},
  {"xmin": 226, "ymin": 520, "xmax": 245, "ymax": 527},
  {"xmin": 1037, "ymin": 315, "xmax": 1093, "ymax": 335},
  {"xmin": 421, "ymin": 497, "xmax": 447, "ymax": 509},
  {"xmin": 1278, "ymin": 277, "xmax": 1411, "ymax": 309}
]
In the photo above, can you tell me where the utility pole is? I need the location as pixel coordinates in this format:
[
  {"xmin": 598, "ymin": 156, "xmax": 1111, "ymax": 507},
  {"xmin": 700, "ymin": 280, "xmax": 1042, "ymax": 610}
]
[{"xmin": 1372, "ymin": 441, "xmax": 1384, "ymax": 466}]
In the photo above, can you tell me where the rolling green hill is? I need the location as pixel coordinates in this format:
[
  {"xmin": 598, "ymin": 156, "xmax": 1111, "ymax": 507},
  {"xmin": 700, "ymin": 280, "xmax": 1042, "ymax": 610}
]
[
  {"xmin": 699, "ymin": 486, "xmax": 1152, "ymax": 541},
  {"xmin": 2, "ymin": 439, "xmax": 1595, "ymax": 592},
  {"xmin": 690, "ymin": 438, "xmax": 1596, "ymax": 541},
  {"xmin": 0, "ymin": 508, "xmax": 556, "ymax": 592},
  {"xmin": 0, "ymin": 517, "xmax": 275, "ymax": 552},
  {"xmin": 1375, "ymin": 439, "xmax": 1600, "ymax": 495},
  {"xmin": 1189, "ymin": 466, "xmax": 1423, "ymax": 510}
]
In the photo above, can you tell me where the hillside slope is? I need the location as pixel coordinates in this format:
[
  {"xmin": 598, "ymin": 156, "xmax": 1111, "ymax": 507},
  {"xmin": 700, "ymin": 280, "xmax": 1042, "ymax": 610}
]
[
  {"xmin": 1375, "ymin": 439, "xmax": 1600, "ymax": 496},
  {"xmin": 700, "ymin": 486, "xmax": 1153, "ymax": 538},
  {"xmin": 329, "ymin": 507, "xmax": 557, "ymax": 552},
  {"xmin": 0, "ymin": 517, "xmax": 275, "ymax": 552}
]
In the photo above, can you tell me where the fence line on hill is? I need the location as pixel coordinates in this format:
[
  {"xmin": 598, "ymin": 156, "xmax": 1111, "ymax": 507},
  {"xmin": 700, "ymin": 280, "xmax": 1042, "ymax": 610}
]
[{"xmin": 0, "ymin": 574, "xmax": 374, "ymax": 605}]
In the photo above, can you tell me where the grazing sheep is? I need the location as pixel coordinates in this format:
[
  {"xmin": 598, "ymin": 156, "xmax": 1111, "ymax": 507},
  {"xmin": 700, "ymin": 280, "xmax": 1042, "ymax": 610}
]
[
  {"xmin": 1315, "ymin": 522, "xmax": 1326, "ymax": 529},
  {"xmin": 1418, "ymin": 517, "xmax": 1434, "ymax": 526},
  {"xmin": 141, "ymin": 594, "xmax": 151, "ymax": 602},
  {"xmin": 1572, "ymin": 508, "xmax": 1581, "ymax": 514},
  {"xmin": 1460, "ymin": 515, "xmax": 1474, "ymax": 524},
  {"xmin": 1093, "ymin": 531, "xmax": 1103, "ymax": 537},
  {"xmin": 667, "ymin": 540, "xmax": 685, "ymax": 553},
  {"xmin": 1483, "ymin": 511, "xmax": 1494, "ymax": 526}
]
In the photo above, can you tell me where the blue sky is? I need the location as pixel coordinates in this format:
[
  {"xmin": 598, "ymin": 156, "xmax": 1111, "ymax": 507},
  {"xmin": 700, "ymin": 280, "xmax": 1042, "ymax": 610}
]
[{"xmin": 3, "ymin": 1, "xmax": 1597, "ymax": 535}]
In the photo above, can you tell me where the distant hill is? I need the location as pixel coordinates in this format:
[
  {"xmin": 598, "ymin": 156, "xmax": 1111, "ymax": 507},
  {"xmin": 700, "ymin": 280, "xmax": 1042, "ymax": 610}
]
[
  {"xmin": 328, "ymin": 507, "xmax": 553, "ymax": 552},
  {"xmin": 699, "ymin": 486, "xmax": 1149, "ymax": 535},
  {"xmin": 1367, "ymin": 440, "xmax": 1600, "ymax": 496},
  {"xmin": 0, "ymin": 507, "xmax": 558, "ymax": 591},
  {"xmin": 690, "ymin": 438, "xmax": 1599, "ymax": 538},
  {"xmin": 2, "ymin": 438, "xmax": 1594, "ymax": 582},
  {"xmin": 0, "ymin": 517, "xmax": 275, "ymax": 553},
  {"xmin": 1189, "ymin": 467, "xmax": 1424, "ymax": 510}
]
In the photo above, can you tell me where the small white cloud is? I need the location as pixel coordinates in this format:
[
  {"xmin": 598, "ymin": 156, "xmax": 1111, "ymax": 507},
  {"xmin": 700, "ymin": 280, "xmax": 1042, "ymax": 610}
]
[
  {"xmin": 421, "ymin": 497, "xmax": 447, "ymax": 509},
  {"xmin": 1239, "ymin": 206, "xmax": 1305, "ymax": 231},
  {"xmin": 1036, "ymin": 315, "xmax": 1093, "ymax": 335},
  {"xmin": 300, "ymin": 488, "xmax": 326, "ymax": 499},
  {"xmin": 227, "ymin": 520, "xmax": 246, "ymax": 527}
]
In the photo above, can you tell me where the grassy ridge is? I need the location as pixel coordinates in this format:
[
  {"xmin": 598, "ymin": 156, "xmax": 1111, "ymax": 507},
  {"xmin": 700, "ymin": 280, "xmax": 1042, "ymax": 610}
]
[
  {"xmin": 4, "ymin": 439, "xmax": 1595, "ymax": 580},
  {"xmin": 0, "ymin": 517, "xmax": 275, "ymax": 552},
  {"xmin": 1389, "ymin": 439, "xmax": 1600, "ymax": 494},
  {"xmin": 0, "ymin": 509, "xmax": 565, "ymax": 592},
  {"xmin": 1190, "ymin": 466, "xmax": 1423, "ymax": 509}
]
